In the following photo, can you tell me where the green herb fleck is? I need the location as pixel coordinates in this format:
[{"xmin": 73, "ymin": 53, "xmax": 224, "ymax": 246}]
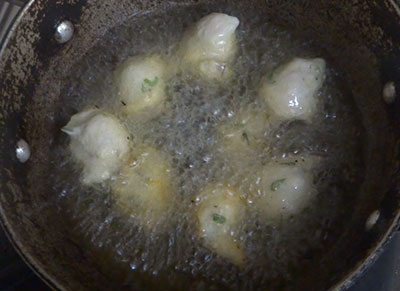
[
  {"xmin": 242, "ymin": 131, "xmax": 250, "ymax": 145},
  {"xmin": 271, "ymin": 178, "xmax": 286, "ymax": 191},
  {"xmin": 141, "ymin": 77, "xmax": 159, "ymax": 93},
  {"xmin": 212, "ymin": 213, "xmax": 226, "ymax": 224}
]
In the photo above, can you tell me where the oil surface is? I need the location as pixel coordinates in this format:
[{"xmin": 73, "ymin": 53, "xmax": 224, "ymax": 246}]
[{"xmin": 48, "ymin": 4, "xmax": 365, "ymax": 290}]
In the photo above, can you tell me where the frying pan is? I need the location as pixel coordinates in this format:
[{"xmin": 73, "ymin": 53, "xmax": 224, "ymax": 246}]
[{"xmin": 1, "ymin": 0, "xmax": 400, "ymax": 290}]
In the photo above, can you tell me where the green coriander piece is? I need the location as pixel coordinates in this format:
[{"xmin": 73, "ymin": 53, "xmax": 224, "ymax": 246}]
[
  {"xmin": 212, "ymin": 213, "xmax": 226, "ymax": 224},
  {"xmin": 141, "ymin": 77, "xmax": 159, "ymax": 93}
]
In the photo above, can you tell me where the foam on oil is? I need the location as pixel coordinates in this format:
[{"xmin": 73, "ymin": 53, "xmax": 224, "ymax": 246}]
[{"xmin": 49, "ymin": 4, "xmax": 365, "ymax": 290}]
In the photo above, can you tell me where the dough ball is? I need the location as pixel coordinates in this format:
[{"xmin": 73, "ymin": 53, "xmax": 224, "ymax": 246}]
[
  {"xmin": 62, "ymin": 109, "xmax": 130, "ymax": 185},
  {"xmin": 114, "ymin": 54, "xmax": 167, "ymax": 114},
  {"xmin": 196, "ymin": 184, "xmax": 246, "ymax": 266},
  {"xmin": 260, "ymin": 58, "xmax": 326, "ymax": 120},
  {"xmin": 252, "ymin": 163, "xmax": 316, "ymax": 222},
  {"xmin": 179, "ymin": 13, "xmax": 239, "ymax": 80},
  {"xmin": 218, "ymin": 106, "xmax": 270, "ymax": 167},
  {"xmin": 111, "ymin": 144, "xmax": 174, "ymax": 229}
]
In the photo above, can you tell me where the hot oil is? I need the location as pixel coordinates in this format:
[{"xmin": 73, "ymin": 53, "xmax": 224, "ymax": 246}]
[{"xmin": 49, "ymin": 4, "xmax": 364, "ymax": 290}]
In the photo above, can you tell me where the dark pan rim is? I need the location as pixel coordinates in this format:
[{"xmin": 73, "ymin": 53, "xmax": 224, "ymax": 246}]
[
  {"xmin": 331, "ymin": 0, "xmax": 400, "ymax": 286},
  {"xmin": 332, "ymin": 213, "xmax": 400, "ymax": 291},
  {"xmin": 0, "ymin": 219, "xmax": 62, "ymax": 291},
  {"xmin": 0, "ymin": 1, "xmax": 63, "ymax": 289}
]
